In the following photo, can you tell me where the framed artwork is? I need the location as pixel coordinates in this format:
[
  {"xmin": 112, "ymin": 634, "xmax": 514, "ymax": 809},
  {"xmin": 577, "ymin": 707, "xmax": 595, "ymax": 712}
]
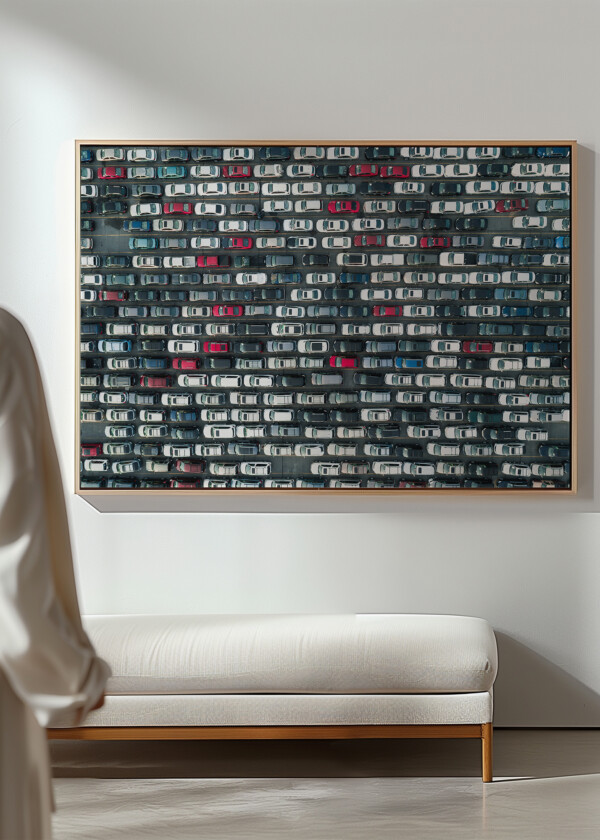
[{"xmin": 77, "ymin": 141, "xmax": 575, "ymax": 494}]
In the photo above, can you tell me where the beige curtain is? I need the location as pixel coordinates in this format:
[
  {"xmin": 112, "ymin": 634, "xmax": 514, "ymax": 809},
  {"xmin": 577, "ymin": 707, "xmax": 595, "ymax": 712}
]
[{"xmin": 0, "ymin": 308, "xmax": 110, "ymax": 839}]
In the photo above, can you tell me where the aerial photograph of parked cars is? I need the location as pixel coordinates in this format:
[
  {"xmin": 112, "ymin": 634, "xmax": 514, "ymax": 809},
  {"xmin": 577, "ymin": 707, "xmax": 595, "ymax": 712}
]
[{"xmin": 78, "ymin": 142, "xmax": 573, "ymax": 491}]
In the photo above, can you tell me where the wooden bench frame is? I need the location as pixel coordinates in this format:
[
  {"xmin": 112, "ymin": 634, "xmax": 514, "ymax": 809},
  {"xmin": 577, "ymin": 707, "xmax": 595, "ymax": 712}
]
[{"xmin": 49, "ymin": 722, "xmax": 493, "ymax": 782}]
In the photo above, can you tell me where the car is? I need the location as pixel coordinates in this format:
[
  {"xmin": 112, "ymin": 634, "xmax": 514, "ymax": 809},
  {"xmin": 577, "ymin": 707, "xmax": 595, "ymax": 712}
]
[
  {"xmin": 536, "ymin": 146, "xmax": 570, "ymax": 159},
  {"xmin": 455, "ymin": 218, "xmax": 487, "ymax": 231},
  {"xmin": 495, "ymin": 198, "xmax": 529, "ymax": 213},
  {"xmin": 419, "ymin": 236, "xmax": 452, "ymax": 248},
  {"xmin": 536, "ymin": 198, "xmax": 570, "ymax": 212},
  {"xmin": 163, "ymin": 202, "xmax": 194, "ymax": 215},
  {"xmin": 327, "ymin": 200, "xmax": 360, "ymax": 214},
  {"xmin": 258, "ymin": 146, "xmax": 291, "ymax": 160},
  {"xmin": 463, "ymin": 200, "xmax": 495, "ymax": 214},
  {"xmin": 99, "ymin": 200, "xmax": 127, "ymax": 215},
  {"xmin": 430, "ymin": 182, "xmax": 463, "ymax": 196}
]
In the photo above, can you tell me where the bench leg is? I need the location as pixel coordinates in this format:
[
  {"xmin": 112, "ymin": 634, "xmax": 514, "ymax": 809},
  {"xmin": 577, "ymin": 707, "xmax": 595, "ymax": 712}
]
[{"xmin": 481, "ymin": 722, "xmax": 493, "ymax": 782}]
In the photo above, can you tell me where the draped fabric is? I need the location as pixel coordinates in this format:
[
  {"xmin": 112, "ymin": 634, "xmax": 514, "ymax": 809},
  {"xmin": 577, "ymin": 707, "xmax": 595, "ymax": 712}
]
[{"xmin": 0, "ymin": 308, "xmax": 110, "ymax": 839}]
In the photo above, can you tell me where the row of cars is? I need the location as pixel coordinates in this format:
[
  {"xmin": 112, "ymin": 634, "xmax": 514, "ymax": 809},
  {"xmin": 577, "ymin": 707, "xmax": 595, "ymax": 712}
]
[
  {"xmin": 81, "ymin": 177, "xmax": 570, "ymax": 196},
  {"xmin": 82, "ymin": 146, "xmax": 571, "ymax": 163},
  {"xmin": 81, "ymin": 196, "xmax": 571, "ymax": 216}
]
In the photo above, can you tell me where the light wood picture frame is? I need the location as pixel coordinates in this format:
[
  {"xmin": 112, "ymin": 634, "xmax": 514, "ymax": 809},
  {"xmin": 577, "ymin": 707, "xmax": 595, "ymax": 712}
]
[{"xmin": 76, "ymin": 140, "xmax": 577, "ymax": 497}]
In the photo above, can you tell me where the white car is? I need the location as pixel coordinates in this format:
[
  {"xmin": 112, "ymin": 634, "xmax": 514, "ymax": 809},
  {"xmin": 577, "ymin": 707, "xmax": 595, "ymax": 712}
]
[
  {"xmin": 370, "ymin": 253, "xmax": 404, "ymax": 266},
  {"xmin": 126, "ymin": 166, "xmax": 155, "ymax": 179},
  {"xmin": 97, "ymin": 147, "xmax": 125, "ymax": 161},
  {"xmin": 256, "ymin": 236, "xmax": 286, "ymax": 249},
  {"xmin": 254, "ymin": 164, "xmax": 284, "ymax": 178},
  {"xmin": 352, "ymin": 218, "xmax": 383, "ymax": 231},
  {"xmin": 534, "ymin": 181, "xmax": 570, "ymax": 195},
  {"xmin": 512, "ymin": 216, "xmax": 547, "ymax": 229},
  {"xmin": 194, "ymin": 202, "xmax": 226, "ymax": 215},
  {"xmin": 80, "ymin": 185, "xmax": 98, "ymax": 197},
  {"xmin": 326, "ymin": 146, "xmax": 359, "ymax": 159},
  {"xmin": 197, "ymin": 182, "xmax": 227, "ymax": 196},
  {"xmin": 500, "ymin": 181, "xmax": 535, "ymax": 194},
  {"xmin": 501, "ymin": 270, "xmax": 535, "ymax": 283},
  {"xmin": 167, "ymin": 339, "xmax": 201, "ymax": 353},
  {"xmin": 466, "ymin": 147, "xmax": 500, "ymax": 159},
  {"xmin": 127, "ymin": 148, "xmax": 156, "ymax": 162},
  {"xmin": 542, "ymin": 254, "xmax": 569, "ymax": 266},
  {"xmin": 336, "ymin": 253, "xmax": 368, "ymax": 267},
  {"xmin": 164, "ymin": 256, "xmax": 195, "ymax": 268},
  {"xmin": 164, "ymin": 183, "xmax": 195, "ymax": 197},
  {"xmin": 294, "ymin": 199, "xmax": 323, "ymax": 212},
  {"xmin": 80, "ymin": 255, "xmax": 100, "ymax": 267},
  {"xmin": 131, "ymin": 203, "xmax": 161, "ymax": 216},
  {"xmin": 511, "ymin": 163, "xmax": 544, "ymax": 177},
  {"xmin": 386, "ymin": 234, "xmax": 417, "ymax": 247},
  {"xmin": 298, "ymin": 339, "xmax": 329, "ymax": 353},
  {"xmin": 430, "ymin": 200, "xmax": 464, "ymax": 214},
  {"xmin": 287, "ymin": 236, "xmax": 317, "ymax": 249},
  {"xmin": 464, "ymin": 181, "xmax": 499, "ymax": 194},
  {"xmin": 552, "ymin": 218, "xmax": 570, "ymax": 231},
  {"xmin": 284, "ymin": 218, "xmax": 314, "ymax": 231},
  {"xmin": 261, "ymin": 182, "xmax": 291, "ymax": 196},
  {"xmin": 240, "ymin": 462, "xmax": 271, "ymax": 476},
  {"xmin": 411, "ymin": 164, "xmax": 444, "ymax": 177},
  {"xmin": 444, "ymin": 163, "xmax": 477, "ymax": 177},
  {"xmin": 189, "ymin": 164, "xmax": 220, "ymax": 178},
  {"xmin": 291, "ymin": 182, "xmax": 322, "ymax": 195},
  {"xmin": 222, "ymin": 147, "xmax": 254, "ymax": 161},
  {"xmin": 432, "ymin": 147, "xmax": 464, "ymax": 160},
  {"xmin": 153, "ymin": 219, "xmax": 184, "ymax": 232},
  {"xmin": 363, "ymin": 200, "xmax": 395, "ymax": 213},
  {"xmin": 293, "ymin": 146, "xmax": 325, "ymax": 160},
  {"xmin": 399, "ymin": 146, "xmax": 432, "ymax": 158},
  {"xmin": 462, "ymin": 200, "xmax": 495, "ymax": 214},
  {"xmin": 203, "ymin": 425, "xmax": 236, "ymax": 439},
  {"xmin": 489, "ymin": 357, "xmax": 523, "ymax": 371},
  {"xmin": 132, "ymin": 256, "xmax": 162, "ymax": 268},
  {"xmin": 492, "ymin": 236, "xmax": 523, "ymax": 248},
  {"xmin": 322, "ymin": 236, "xmax": 352, "ymax": 248},
  {"xmin": 190, "ymin": 236, "xmax": 220, "ymax": 249},
  {"xmin": 394, "ymin": 181, "xmax": 425, "ymax": 194},
  {"xmin": 236, "ymin": 272, "xmax": 267, "ymax": 285},
  {"xmin": 275, "ymin": 305, "xmax": 305, "ymax": 317}
]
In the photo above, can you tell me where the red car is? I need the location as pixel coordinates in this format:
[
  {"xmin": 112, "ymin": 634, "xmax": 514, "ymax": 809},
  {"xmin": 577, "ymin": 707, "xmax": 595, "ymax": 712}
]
[
  {"xmin": 163, "ymin": 202, "xmax": 193, "ymax": 215},
  {"xmin": 197, "ymin": 255, "xmax": 231, "ymax": 267},
  {"xmin": 462, "ymin": 341, "xmax": 494, "ymax": 353},
  {"xmin": 97, "ymin": 166, "xmax": 127, "ymax": 179},
  {"xmin": 329, "ymin": 355, "xmax": 358, "ymax": 368},
  {"xmin": 419, "ymin": 236, "xmax": 452, "ymax": 248},
  {"xmin": 222, "ymin": 237, "xmax": 253, "ymax": 249},
  {"xmin": 349, "ymin": 164, "xmax": 378, "ymax": 177},
  {"xmin": 222, "ymin": 165, "xmax": 252, "ymax": 178},
  {"xmin": 139, "ymin": 375, "xmax": 173, "ymax": 388},
  {"xmin": 169, "ymin": 478, "xmax": 201, "ymax": 489},
  {"xmin": 380, "ymin": 165, "xmax": 410, "ymax": 178},
  {"xmin": 172, "ymin": 357, "xmax": 202, "ymax": 370},
  {"xmin": 353, "ymin": 234, "xmax": 385, "ymax": 247},
  {"xmin": 99, "ymin": 290, "xmax": 128, "ymax": 301},
  {"xmin": 81, "ymin": 444, "xmax": 103, "ymax": 457},
  {"xmin": 203, "ymin": 341, "xmax": 230, "ymax": 352},
  {"xmin": 175, "ymin": 460, "xmax": 206, "ymax": 474},
  {"xmin": 212, "ymin": 305, "xmax": 243, "ymax": 317},
  {"xmin": 328, "ymin": 200, "xmax": 360, "ymax": 214},
  {"xmin": 373, "ymin": 305, "xmax": 403, "ymax": 317},
  {"xmin": 495, "ymin": 199, "xmax": 529, "ymax": 213}
]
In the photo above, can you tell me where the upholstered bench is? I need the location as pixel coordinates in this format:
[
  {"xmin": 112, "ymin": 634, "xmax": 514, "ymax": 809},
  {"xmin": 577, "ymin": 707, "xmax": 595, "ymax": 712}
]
[{"xmin": 48, "ymin": 614, "xmax": 498, "ymax": 781}]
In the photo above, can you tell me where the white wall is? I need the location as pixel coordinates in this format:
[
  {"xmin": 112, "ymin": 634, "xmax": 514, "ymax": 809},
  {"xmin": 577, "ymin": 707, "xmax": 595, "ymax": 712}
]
[{"xmin": 1, "ymin": 0, "xmax": 599, "ymax": 725}]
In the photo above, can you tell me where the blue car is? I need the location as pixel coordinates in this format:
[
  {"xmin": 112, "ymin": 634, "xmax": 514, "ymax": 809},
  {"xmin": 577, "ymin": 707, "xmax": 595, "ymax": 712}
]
[
  {"xmin": 140, "ymin": 357, "xmax": 169, "ymax": 369},
  {"xmin": 501, "ymin": 306, "xmax": 533, "ymax": 317},
  {"xmin": 340, "ymin": 272, "xmax": 369, "ymax": 284},
  {"xmin": 80, "ymin": 149, "xmax": 94, "ymax": 162},
  {"xmin": 555, "ymin": 236, "xmax": 571, "ymax": 249},
  {"xmin": 124, "ymin": 220, "xmax": 152, "ymax": 232},
  {"xmin": 525, "ymin": 342, "xmax": 559, "ymax": 353},
  {"xmin": 170, "ymin": 410, "xmax": 198, "ymax": 422},
  {"xmin": 128, "ymin": 237, "xmax": 159, "ymax": 249},
  {"xmin": 271, "ymin": 272, "xmax": 302, "ymax": 284},
  {"xmin": 494, "ymin": 289, "xmax": 527, "ymax": 300},
  {"xmin": 395, "ymin": 357, "xmax": 424, "ymax": 369},
  {"xmin": 539, "ymin": 445, "xmax": 570, "ymax": 458},
  {"xmin": 157, "ymin": 165, "xmax": 187, "ymax": 178},
  {"xmin": 536, "ymin": 146, "xmax": 570, "ymax": 158}
]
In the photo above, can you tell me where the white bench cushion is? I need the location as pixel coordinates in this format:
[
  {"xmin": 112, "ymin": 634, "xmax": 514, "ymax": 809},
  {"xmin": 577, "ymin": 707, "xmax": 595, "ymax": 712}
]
[{"xmin": 84, "ymin": 614, "xmax": 497, "ymax": 696}]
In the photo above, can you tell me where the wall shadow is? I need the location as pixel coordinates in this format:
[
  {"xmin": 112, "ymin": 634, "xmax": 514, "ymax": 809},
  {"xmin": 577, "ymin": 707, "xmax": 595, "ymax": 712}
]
[{"xmin": 494, "ymin": 632, "xmax": 600, "ymax": 727}]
